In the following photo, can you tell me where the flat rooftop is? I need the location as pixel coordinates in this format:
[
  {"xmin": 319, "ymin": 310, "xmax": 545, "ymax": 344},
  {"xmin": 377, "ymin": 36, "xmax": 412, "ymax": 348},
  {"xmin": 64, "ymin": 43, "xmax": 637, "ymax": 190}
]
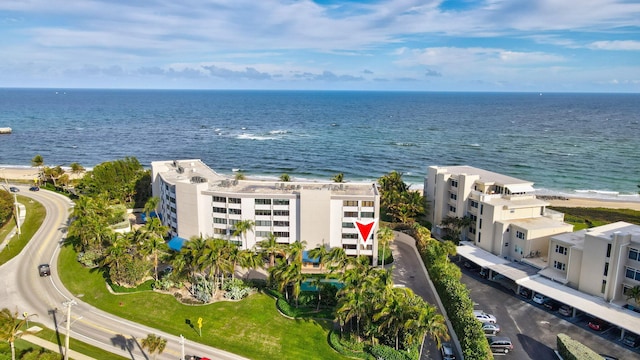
[
  {"xmin": 153, "ymin": 159, "xmax": 378, "ymax": 196},
  {"xmin": 430, "ymin": 165, "xmax": 534, "ymax": 186}
]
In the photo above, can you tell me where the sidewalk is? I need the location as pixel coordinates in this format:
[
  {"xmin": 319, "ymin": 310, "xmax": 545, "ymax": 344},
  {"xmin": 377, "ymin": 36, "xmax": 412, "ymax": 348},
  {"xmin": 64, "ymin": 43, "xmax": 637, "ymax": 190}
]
[
  {"xmin": 0, "ymin": 202, "xmax": 26, "ymax": 252},
  {"xmin": 22, "ymin": 332, "xmax": 96, "ymax": 360}
]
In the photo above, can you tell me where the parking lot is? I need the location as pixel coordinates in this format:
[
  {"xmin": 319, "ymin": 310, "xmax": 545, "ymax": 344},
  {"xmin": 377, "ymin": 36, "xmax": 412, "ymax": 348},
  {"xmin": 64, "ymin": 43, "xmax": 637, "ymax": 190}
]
[{"xmin": 458, "ymin": 262, "xmax": 639, "ymax": 359}]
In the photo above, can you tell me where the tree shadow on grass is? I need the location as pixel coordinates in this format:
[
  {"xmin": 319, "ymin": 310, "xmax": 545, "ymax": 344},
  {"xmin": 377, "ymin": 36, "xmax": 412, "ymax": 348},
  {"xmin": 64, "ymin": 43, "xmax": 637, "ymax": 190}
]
[{"xmin": 517, "ymin": 333, "xmax": 556, "ymax": 359}]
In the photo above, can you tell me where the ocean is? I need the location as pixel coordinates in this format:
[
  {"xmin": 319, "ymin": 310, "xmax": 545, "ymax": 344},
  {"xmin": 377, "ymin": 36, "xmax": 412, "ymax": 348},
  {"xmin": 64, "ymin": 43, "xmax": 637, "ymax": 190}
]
[{"xmin": 1, "ymin": 89, "xmax": 639, "ymax": 200}]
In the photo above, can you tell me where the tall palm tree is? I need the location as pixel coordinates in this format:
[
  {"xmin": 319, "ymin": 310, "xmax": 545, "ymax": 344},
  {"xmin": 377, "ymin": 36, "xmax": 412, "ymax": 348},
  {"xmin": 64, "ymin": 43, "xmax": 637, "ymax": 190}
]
[
  {"xmin": 268, "ymin": 258, "xmax": 293, "ymax": 301},
  {"xmin": 626, "ymin": 285, "xmax": 640, "ymax": 305},
  {"xmin": 144, "ymin": 196, "xmax": 160, "ymax": 219},
  {"xmin": 0, "ymin": 308, "xmax": 38, "ymax": 360},
  {"xmin": 377, "ymin": 226, "xmax": 395, "ymax": 267},
  {"xmin": 140, "ymin": 333, "xmax": 167, "ymax": 360},
  {"xmin": 140, "ymin": 217, "xmax": 169, "ymax": 281},
  {"xmin": 258, "ymin": 232, "xmax": 286, "ymax": 268},
  {"xmin": 373, "ymin": 287, "xmax": 407, "ymax": 350},
  {"xmin": 307, "ymin": 245, "xmax": 329, "ymax": 271},
  {"xmin": 233, "ymin": 219, "xmax": 255, "ymax": 249},
  {"xmin": 199, "ymin": 238, "xmax": 226, "ymax": 295},
  {"xmin": 404, "ymin": 294, "xmax": 449, "ymax": 355},
  {"xmin": 238, "ymin": 249, "xmax": 262, "ymax": 279},
  {"xmin": 30, "ymin": 154, "xmax": 44, "ymax": 186}
]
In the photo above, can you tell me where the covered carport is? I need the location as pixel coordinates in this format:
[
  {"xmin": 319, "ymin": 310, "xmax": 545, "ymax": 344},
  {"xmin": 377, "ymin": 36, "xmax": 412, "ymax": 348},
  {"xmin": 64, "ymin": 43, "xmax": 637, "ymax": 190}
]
[{"xmin": 518, "ymin": 276, "xmax": 640, "ymax": 338}]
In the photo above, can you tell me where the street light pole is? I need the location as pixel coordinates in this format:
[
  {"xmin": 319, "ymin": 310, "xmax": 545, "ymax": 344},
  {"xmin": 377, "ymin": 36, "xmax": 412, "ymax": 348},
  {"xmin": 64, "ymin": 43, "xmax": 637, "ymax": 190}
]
[{"xmin": 62, "ymin": 299, "xmax": 77, "ymax": 360}]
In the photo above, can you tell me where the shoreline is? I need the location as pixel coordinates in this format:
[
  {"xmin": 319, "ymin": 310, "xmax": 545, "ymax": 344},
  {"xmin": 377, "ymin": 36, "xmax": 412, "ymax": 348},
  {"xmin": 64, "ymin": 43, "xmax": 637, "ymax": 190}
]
[{"xmin": 2, "ymin": 165, "xmax": 639, "ymax": 210}]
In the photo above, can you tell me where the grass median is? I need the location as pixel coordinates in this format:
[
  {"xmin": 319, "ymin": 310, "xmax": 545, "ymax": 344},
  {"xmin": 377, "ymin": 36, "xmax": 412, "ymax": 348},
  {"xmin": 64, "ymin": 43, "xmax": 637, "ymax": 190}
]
[{"xmin": 58, "ymin": 244, "xmax": 346, "ymax": 360}]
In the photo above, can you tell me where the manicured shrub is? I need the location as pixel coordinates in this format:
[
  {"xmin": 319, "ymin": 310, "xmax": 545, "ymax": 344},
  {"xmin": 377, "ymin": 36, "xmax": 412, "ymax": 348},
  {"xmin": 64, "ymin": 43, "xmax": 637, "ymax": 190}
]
[
  {"xmin": 369, "ymin": 344, "xmax": 414, "ymax": 360},
  {"xmin": 557, "ymin": 333, "xmax": 601, "ymax": 360}
]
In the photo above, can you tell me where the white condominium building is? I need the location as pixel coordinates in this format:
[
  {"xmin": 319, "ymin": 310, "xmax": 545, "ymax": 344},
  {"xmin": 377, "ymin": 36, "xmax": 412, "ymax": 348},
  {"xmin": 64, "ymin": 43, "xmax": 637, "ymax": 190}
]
[
  {"xmin": 151, "ymin": 160, "xmax": 380, "ymax": 262},
  {"xmin": 545, "ymin": 222, "xmax": 640, "ymax": 305},
  {"xmin": 425, "ymin": 165, "xmax": 573, "ymax": 261}
]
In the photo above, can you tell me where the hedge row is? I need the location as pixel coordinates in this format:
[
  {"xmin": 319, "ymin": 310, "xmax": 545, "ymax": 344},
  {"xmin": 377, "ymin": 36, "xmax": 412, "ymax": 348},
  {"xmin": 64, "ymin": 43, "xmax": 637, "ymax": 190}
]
[
  {"xmin": 557, "ymin": 333, "xmax": 601, "ymax": 360},
  {"xmin": 414, "ymin": 231, "xmax": 493, "ymax": 360}
]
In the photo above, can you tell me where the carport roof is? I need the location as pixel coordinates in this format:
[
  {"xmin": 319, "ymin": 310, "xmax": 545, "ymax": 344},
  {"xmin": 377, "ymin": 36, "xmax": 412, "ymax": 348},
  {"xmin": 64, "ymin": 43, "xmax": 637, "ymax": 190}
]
[
  {"xmin": 518, "ymin": 276, "xmax": 640, "ymax": 335},
  {"xmin": 457, "ymin": 242, "xmax": 539, "ymax": 281}
]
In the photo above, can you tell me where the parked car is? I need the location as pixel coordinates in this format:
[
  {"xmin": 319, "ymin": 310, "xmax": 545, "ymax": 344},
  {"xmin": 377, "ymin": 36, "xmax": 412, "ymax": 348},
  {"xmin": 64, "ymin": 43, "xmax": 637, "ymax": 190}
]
[
  {"xmin": 488, "ymin": 336, "xmax": 513, "ymax": 354},
  {"xmin": 9, "ymin": 186, "xmax": 19, "ymax": 192},
  {"xmin": 519, "ymin": 288, "xmax": 532, "ymax": 299},
  {"xmin": 186, "ymin": 356, "xmax": 211, "ymax": 360},
  {"xmin": 482, "ymin": 323, "xmax": 501, "ymax": 335},
  {"xmin": 440, "ymin": 342, "xmax": 455, "ymax": 360},
  {"xmin": 463, "ymin": 261, "xmax": 480, "ymax": 272},
  {"xmin": 532, "ymin": 293, "xmax": 548, "ymax": 305},
  {"xmin": 622, "ymin": 333, "xmax": 640, "ymax": 347},
  {"xmin": 559, "ymin": 304, "xmax": 573, "ymax": 316},
  {"xmin": 474, "ymin": 310, "xmax": 497, "ymax": 324},
  {"xmin": 588, "ymin": 318, "xmax": 610, "ymax": 331},
  {"xmin": 29, "ymin": 186, "xmax": 40, "ymax": 191},
  {"xmin": 543, "ymin": 299, "xmax": 560, "ymax": 311},
  {"xmin": 38, "ymin": 264, "xmax": 51, "ymax": 277}
]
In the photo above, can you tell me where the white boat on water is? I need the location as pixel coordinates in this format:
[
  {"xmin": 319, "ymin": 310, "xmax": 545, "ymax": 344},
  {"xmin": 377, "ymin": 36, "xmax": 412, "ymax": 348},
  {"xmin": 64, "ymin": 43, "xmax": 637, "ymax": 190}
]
[{"xmin": 0, "ymin": 127, "xmax": 12, "ymax": 134}]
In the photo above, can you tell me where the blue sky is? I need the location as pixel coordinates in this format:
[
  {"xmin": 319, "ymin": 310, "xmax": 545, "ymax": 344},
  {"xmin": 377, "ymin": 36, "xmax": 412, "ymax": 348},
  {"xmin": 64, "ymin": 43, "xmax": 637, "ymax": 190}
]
[{"xmin": 1, "ymin": 0, "xmax": 639, "ymax": 92}]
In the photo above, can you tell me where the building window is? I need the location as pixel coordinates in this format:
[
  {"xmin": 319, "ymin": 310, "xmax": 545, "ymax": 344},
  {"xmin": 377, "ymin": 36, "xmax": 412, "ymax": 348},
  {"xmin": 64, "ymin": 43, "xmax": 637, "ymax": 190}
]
[
  {"xmin": 273, "ymin": 220, "xmax": 289, "ymax": 227},
  {"xmin": 255, "ymin": 220, "xmax": 271, "ymax": 227},
  {"xmin": 212, "ymin": 196, "xmax": 226, "ymax": 203},
  {"xmin": 255, "ymin": 198, "xmax": 272, "ymax": 205},
  {"xmin": 516, "ymin": 231, "xmax": 525, "ymax": 240},
  {"xmin": 255, "ymin": 231, "xmax": 270, "ymax": 237},
  {"xmin": 229, "ymin": 219, "xmax": 239, "ymax": 226},
  {"xmin": 601, "ymin": 280, "xmax": 606, "ymax": 294},
  {"xmin": 449, "ymin": 205, "xmax": 456, "ymax": 213},
  {"xmin": 342, "ymin": 233, "xmax": 359, "ymax": 239},
  {"xmin": 343, "ymin": 200, "xmax": 358, "ymax": 207},
  {"xmin": 343, "ymin": 244, "xmax": 357, "ymax": 250},
  {"xmin": 604, "ymin": 262, "xmax": 609, "ymax": 276},
  {"xmin": 450, "ymin": 193, "xmax": 457, "ymax": 200},
  {"xmin": 228, "ymin": 208, "xmax": 242, "ymax": 215},
  {"xmin": 273, "ymin": 210, "xmax": 289, "ymax": 216},
  {"xmin": 629, "ymin": 248, "xmax": 639, "ymax": 261},
  {"xmin": 625, "ymin": 267, "xmax": 640, "ymax": 281},
  {"xmin": 273, "ymin": 199, "xmax": 289, "ymax": 205},
  {"xmin": 479, "ymin": 219, "xmax": 483, "ymax": 229},
  {"xmin": 273, "ymin": 231, "xmax": 289, "ymax": 238},
  {"xmin": 451, "ymin": 179, "xmax": 458, "ymax": 187},
  {"xmin": 342, "ymin": 222, "xmax": 355, "ymax": 228},
  {"xmin": 553, "ymin": 261, "xmax": 566, "ymax": 271},
  {"xmin": 362, "ymin": 201, "xmax": 374, "ymax": 207},
  {"xmin": 213, "ymin": 207, "xmax": 227, "ymax": 214},
  {"xmin": 469, "ymin": 200, "xmax": 478, "ymax": 208},
  {"xmin": 213, "ymin": 217, "xmax": 227, "ymax": 224},
  {"xmin": 255, "ymin": 209, "xmax": 271, "ymax": 216},
  {"xmin": 213, "ymin": 228, "xmax": 227, "ymax": 235},
  {"xmin": 361, "ymin": 212, "xmax": 375, "ymax": 218},
  {"xmin": 480, "ymin": 204, "xmax": 483, "ymax": 215},
  {"xmin": 555, "ymin": 245, "xmax": 568, "ymax": 255},
  {"xmin": 606, "ymin": 243, "xmax": 612, "ymax": 258},
  {"xmin": 478, "ymin": 232, "xmax": 481, "ymax": 243},
  {"xmin": 344, "ymin": 211, "xmax": 358, "ymax": 218}
]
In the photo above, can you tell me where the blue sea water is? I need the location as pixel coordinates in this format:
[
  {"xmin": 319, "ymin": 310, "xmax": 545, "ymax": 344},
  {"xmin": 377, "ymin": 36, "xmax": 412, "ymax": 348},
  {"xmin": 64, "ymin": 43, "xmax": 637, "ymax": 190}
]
[{"xmin": 1, "ymin": 89, "xmax": 639, "ymax": 199}]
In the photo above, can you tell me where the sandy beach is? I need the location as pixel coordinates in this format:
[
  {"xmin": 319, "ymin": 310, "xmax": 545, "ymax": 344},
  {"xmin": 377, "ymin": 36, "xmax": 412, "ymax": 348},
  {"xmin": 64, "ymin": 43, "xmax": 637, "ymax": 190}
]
[
  {"xmin": 0, "ymin": 166, "xmax": 85, "ymax": 182},
  {"xmin": 2, "ymin": 165, "xmax": 639, "ymax": 211}
]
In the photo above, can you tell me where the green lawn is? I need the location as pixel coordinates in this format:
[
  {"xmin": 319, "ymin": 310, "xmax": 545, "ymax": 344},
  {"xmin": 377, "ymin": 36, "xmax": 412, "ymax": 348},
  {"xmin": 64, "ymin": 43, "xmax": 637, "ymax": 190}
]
[
  {"xmin": 29, "ymin": 323, "xmax": 128, "ymax": 360},
  {"xmin": 0, "ymin": 195, "xmax": 45, "ymax": 266},
  {"xmin": 549, "ymin": 206, "xmax": 640, "ymax": 230},
  {"xmin": 58, "ymin": 245, "xmax": 346, "ymax": 360}
]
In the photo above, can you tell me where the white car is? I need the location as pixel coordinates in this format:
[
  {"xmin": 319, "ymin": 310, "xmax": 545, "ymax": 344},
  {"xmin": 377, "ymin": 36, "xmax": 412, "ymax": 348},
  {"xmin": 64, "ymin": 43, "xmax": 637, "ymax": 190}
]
[
  {"xmin": 473, "ymin": 310, "xmax": 497, "ymax": 324},
  {"xmin": 532, "ymin": 293, "xmax": 548, "ymax": 305},
  {"xmin": 482, "ymin": 323, "xmax": 501, "ymax": 335}
]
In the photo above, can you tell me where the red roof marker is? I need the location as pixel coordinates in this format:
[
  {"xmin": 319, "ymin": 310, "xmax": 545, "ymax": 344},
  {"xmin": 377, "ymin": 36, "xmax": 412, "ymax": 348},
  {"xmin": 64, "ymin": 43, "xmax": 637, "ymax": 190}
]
[{"xmin": 354, "ymin": 219, "xmax": 378, "ymax": 243}]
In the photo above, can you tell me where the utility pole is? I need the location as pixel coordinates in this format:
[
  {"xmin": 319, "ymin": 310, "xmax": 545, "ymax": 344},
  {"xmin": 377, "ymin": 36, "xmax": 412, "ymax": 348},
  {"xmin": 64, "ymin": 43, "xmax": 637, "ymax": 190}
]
[{"xmin": 62, "ymin": 299, "xmax": 77, "ymax": 360}]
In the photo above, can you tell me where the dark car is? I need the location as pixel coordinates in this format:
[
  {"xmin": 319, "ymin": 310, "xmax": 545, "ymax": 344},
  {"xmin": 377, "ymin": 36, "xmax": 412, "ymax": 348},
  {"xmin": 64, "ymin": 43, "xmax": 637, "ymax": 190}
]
[
  {"xmin": 488, "ymin": 336, "xmax": 513, "ymax": 354},
  {"xmin": 9, "ymin": 186, "xmax": 19, "ymax": 192},
  {"xmin": 463, "ymin": 261, "xmax": 481, "ymax": 272},
  {"xmin": 519, "ymin": 288, "xmax": 532, "ymax": 299},
  {"xmin": 559, "ymin": 304, "xmax": 573, "ymax": 316},
  {"xmin": 38, "ymin": 264, "xmax": 51, "ymax": 277},
  {"xmin": 186, "ymin": 357, "xmax": 211, "ymax": 360},
  {"xmin": 622, "ymin": 333, "xmax": 640, "ymax": 348},
  {"xmin": 543, "ymin": 299, "xmax": 560, "ymax": 311},
  {"xmin": 588, "ymin": 318, "xmax": 610, "ymax": 331},
  {"xmin": 29, "ymin": 186, "xmax": 40, "ymax": 191}
]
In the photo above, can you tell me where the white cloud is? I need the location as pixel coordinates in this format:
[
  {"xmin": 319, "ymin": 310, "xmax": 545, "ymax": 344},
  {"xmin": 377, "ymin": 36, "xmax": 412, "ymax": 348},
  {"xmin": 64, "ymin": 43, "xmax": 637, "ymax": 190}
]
[{"xmin": 587, "ymin": 40, "xmax": 640, "ymax": 50}]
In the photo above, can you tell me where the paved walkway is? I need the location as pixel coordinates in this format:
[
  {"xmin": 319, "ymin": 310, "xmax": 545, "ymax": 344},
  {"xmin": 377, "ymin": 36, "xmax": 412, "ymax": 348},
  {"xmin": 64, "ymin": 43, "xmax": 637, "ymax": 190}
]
[
  {"xmin": 0, "ymin": 201, "xmax": 26, "ymax": 252},
  {"xmin": 22, "ymin": 334, "xmax": 95, "ymax": 360}
]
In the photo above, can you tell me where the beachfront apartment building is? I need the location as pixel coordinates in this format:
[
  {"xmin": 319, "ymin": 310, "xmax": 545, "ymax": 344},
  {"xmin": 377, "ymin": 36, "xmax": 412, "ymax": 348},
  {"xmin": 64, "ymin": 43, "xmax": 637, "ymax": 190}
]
[
  {"xmin": 424, "ymin": 165, "xmax": 573, "ymax": 261},
  {"xmin": 543, "ymin": 222, "xmax": 640, "ymax": 306},
  {"xmin": 151, "ymin": 159, "xmax": 380, "ymax": 263}
]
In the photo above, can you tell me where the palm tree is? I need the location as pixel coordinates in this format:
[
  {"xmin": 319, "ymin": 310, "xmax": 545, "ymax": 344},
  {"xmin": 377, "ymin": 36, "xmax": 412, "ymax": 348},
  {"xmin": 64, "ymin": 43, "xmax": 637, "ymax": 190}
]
[
  {"xmin": 0, "ymin": 308, "xmax": 38, "ymax": 360},
  {"xmin": 233, "ymin": 219, "xmax": 255, "ymax": 249},
  {"xmin": 140, "ymin": 333, "xmax": 167, "ymax": 360},
  {"xmin": 140, "ymin": 217, "xmax": 169, "ymax": 281},
  {"xmin": 404, "ymin": 295, "xmax": 449, "ymax": 355},
  {"xmin": 258, "ymin": 232, "xmax": 286, "ymax": 268},
  {"xmin": 238, "ymin": 249, "xmax": 262, "ymax": 279},
  {"xmin": 373, "ymin": 287, "xmax": 407, "ymax": 350},
  {"xmin": 199, "ymin": 238, "xmax": 226, "ymax": 295},
  {"xmin": 144, "ymin": 196, "xmax": 160, "ymax": 219},
  {"xmin": 332, "ymin": 173, "xmax": 344, "ymax": 183},
  {"xmin": 30, "ymin": 154, "xmax": 44, "ymax": 186},
  {"xmin": 235, "ymin": 172, "xmax": 246, "ymax": 180},
  {"xmin": 377, "ymin": 226, "xmax": 395, "ymax": 267},
  {"xmin": 626, "ymin": 285, "xmax": 640, "ymax": 305},
  {"xmin": 70, "ymin": 162, "xmax": 85, "ymax": 176},
  {"xmin": 307, "ymin": 245, "xmax": 329, "ymax": 271},
  {"xmin": 279, "ymin": 173, "xmax": 291, "ymax": 182}
]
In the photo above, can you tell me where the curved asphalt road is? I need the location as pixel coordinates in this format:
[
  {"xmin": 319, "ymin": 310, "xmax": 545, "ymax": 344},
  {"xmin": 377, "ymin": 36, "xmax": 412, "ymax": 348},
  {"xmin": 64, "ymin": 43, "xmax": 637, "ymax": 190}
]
[{"xmin": 0, "ymin": 186, "xmax": 247, "ymax": 360}]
